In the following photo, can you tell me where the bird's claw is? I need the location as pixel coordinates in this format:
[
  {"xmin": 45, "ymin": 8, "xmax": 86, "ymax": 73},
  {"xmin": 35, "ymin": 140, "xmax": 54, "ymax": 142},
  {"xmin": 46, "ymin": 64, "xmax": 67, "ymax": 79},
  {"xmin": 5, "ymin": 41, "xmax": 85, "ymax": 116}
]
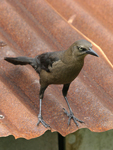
[
  {"xmin": 63, "ymin": 108, "xmax": 70, "ymax": 116},
  {"xmin": 37, "ymin": 115, "xmax": 50, "ymax": 128},
  {"xmin": 63, "ymin": 108, "xmax": 84, "ymax": 127}
]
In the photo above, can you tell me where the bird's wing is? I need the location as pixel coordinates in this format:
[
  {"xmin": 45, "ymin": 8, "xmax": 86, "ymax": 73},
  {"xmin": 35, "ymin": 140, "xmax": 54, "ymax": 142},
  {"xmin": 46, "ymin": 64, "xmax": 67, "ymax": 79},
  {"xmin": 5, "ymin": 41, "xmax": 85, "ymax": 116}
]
[{"xmin": 35, "ymin": 52, "xmax": 61, "ymax": 73}]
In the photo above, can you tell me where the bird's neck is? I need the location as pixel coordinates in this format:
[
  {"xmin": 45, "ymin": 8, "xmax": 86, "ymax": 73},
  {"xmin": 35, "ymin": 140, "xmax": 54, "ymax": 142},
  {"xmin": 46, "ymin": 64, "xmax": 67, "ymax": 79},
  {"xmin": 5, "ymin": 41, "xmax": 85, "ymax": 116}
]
[
  {"xmin": 62, "ymin": 48, "xmax": 85, "ymax": 65},
  {"xmin": 61, "ymin": 48, "xmax": 73, "ymax": 63}
]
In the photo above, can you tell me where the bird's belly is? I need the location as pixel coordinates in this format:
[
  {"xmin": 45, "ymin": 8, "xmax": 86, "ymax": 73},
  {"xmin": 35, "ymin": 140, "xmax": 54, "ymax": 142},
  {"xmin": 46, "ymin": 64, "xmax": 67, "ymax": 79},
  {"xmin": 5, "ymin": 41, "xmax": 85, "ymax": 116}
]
[
  {"xmin": 51, "ymin": 67, "xmax": 80, "ymax": 84},
  {"xmin": 40, "ymin": 62, "xmax": 83, "ymax": 86}
]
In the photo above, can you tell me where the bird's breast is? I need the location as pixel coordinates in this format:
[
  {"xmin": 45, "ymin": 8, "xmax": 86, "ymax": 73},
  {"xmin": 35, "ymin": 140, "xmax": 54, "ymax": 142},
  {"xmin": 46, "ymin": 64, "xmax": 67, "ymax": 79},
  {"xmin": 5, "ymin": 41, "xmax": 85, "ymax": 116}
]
[{"xmin": 40, "ymin": 60, "xmax": 84, "ymax": 86}]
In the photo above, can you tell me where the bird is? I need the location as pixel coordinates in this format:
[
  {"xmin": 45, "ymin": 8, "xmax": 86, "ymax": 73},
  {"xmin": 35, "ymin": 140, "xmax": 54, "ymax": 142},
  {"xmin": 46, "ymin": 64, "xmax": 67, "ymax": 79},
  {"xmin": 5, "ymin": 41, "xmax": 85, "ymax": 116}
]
[{"xmin": 4, "ymin": 39, "xmax": 99, "ymax": 128}]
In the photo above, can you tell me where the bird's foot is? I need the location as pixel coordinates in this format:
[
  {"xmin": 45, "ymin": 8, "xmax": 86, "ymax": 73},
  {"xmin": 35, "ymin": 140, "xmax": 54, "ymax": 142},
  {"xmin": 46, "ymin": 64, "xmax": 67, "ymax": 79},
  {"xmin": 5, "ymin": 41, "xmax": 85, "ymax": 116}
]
[
  {"xmin": 63, "ymin": 108, "xmax": 84, "ymax": 127},
  {"xmin": 37, "ymin": 114, "xmax": 50, "ymax": 128}
]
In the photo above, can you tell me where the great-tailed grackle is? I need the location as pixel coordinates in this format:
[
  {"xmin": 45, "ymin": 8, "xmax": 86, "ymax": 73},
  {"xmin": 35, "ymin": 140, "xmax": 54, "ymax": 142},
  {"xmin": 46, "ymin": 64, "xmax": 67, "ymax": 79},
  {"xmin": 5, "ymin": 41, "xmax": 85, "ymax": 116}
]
[{"xmin": 4, "ymin": 39, "xmax": 99, "ymax": 128}]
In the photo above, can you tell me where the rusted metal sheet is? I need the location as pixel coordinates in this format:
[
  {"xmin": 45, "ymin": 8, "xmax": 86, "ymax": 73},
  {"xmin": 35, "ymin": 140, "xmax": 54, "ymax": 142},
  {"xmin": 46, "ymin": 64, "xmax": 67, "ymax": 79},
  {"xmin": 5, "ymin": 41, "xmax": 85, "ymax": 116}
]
[{"xmin": 0, "ymin": 0, "xmax": 113, "ymax": 139}]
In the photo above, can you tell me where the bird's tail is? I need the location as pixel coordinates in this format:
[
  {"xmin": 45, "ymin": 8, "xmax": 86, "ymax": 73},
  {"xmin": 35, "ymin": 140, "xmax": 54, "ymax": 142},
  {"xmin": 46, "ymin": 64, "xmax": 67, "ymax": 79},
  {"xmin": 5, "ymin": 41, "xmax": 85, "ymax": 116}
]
[{"xmin": 4, "ymin": 56, "xmax": 35, "ymax": 66}]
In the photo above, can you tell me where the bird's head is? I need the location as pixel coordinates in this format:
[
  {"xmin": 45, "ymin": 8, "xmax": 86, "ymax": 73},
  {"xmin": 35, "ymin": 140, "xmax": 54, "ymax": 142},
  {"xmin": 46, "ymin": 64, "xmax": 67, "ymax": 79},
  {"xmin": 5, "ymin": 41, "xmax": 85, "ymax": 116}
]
[{"xmin": 72, "ymin": 39, "xmax": 99, "ymax": 58}]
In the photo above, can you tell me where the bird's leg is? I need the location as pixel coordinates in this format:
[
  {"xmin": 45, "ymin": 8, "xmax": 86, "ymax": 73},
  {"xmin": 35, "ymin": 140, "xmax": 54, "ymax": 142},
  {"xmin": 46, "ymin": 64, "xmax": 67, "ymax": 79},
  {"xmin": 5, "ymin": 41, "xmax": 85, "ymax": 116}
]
[
  {"xmin": 37, "ymin": 86, "xmax": 50, "ymax": 128},
  {"xmin": 62, "ymin": 84, "xmax": 84, "ymax": 127}
]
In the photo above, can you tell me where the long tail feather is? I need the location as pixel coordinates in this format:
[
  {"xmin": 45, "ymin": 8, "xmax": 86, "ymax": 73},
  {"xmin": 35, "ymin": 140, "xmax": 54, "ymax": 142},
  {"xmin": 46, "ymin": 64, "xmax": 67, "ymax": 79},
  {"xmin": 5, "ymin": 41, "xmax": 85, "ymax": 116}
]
[{"xmin": 4, "ymin": 56, "xmax": 34, "ymax": 65}]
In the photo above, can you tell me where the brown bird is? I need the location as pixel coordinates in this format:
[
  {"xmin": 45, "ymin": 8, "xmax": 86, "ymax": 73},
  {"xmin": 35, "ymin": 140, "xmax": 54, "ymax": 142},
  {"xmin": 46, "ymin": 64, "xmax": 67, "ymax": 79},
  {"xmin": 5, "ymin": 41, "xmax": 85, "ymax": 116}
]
[{"xmin": 4, "ymin": 39, "xmax": 99, "ymax": 128}]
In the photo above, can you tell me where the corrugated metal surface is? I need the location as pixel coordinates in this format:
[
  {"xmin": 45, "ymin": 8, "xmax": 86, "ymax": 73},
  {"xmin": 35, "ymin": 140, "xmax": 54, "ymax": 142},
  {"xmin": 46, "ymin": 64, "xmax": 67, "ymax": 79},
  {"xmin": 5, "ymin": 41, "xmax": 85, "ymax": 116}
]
[{"xmin": 0, "ymin": 0, "xmax": 113, "ymax": 139}]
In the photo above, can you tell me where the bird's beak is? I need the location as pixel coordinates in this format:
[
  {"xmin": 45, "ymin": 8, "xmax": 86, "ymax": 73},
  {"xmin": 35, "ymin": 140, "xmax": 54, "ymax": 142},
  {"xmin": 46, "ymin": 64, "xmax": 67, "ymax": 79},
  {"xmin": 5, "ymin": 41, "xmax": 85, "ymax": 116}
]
[{"xmin": 86, "ymin": 48, "xmax": 99, "ymax": 57}]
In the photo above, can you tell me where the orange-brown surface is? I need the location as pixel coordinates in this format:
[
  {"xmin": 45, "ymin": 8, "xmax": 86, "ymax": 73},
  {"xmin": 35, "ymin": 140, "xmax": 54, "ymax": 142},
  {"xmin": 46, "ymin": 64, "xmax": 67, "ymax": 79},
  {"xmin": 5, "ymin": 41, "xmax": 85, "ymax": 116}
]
[{"xmin": 0, "ymin": 0, "xmax": 113, "ymax": 139}]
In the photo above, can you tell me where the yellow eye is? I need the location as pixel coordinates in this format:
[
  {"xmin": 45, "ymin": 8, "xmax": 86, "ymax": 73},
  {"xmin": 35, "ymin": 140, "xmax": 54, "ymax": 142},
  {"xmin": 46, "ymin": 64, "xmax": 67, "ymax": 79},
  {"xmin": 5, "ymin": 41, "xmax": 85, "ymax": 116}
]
[
  {"xmin": 79, "ymin": 47, "xmax": 83, "ymax": 51},
  {"xmin": 78, "ymin": 47, "xmax": 86, "ymax": 52}
]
